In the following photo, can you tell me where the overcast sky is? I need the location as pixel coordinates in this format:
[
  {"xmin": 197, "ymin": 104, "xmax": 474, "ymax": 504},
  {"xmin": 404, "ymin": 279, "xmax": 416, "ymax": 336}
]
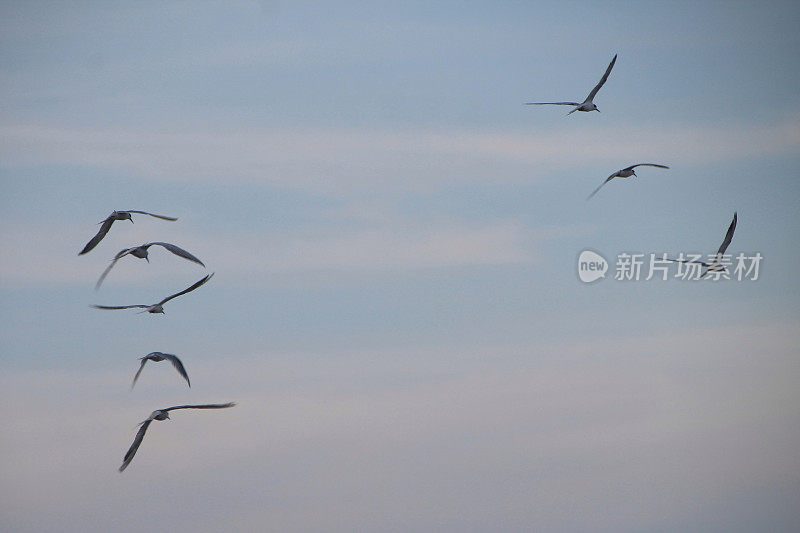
[{"xmin": 2, "ymin": 1, "xmax": 800, "ymax": 532}]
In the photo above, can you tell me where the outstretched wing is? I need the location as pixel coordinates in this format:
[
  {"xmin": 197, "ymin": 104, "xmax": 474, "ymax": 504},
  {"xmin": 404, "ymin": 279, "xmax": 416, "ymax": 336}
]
[
  {"xmin": 131, "ymin": 358, "xmax": 150, "ymax": 390},
  {"xmin": 164, "ymin": 402, "xmax": 236, "ymax": 413},
  {"xmin": 625, "ymin": 163, "xmax": 670, "ymax": 171},
  {"xmin": 126, "ymin": 211, "xmax": 178, "ymax": 221},
  {"xmin": 92, "ymin": 304, "xmax": 149, "ymax": 310},
  {"xmin": 585, "ymin": 53, "xmax": 617, "ymax": 102},
  {"xmin": 524, "ymin": 101, "xmax": 580, "ymax": 106},
  {"xmin": 586, "ymin": 174, "xmax": 617, "ymax": 200},
  {"xmin": 163, "ymin": 353, "xmax": 191, "ymax": 387},
  {"xmin": 149, "ymin": 243, "xmax": 205, "ymax": 267},
  {"xmin": 158, "ymin": 273, "xmax": 214, "ymax": 306},
  {"xmin": 79, "ymin": 216, "xmax": 115, "ymax": 255},
  {"xmin": 119, "ymin": 419, "xmax": 153, "ymax": 472},
  {"xmin": 715, "ymin": 212, "xmax": 738, "ymax": 257},
  {"xmin": 95, "ymin": 248, "xmax": 136, "ymax": 290}
]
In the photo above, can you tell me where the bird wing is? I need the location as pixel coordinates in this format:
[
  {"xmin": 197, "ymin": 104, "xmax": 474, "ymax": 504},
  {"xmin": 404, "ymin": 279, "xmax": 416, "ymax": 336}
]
[
  {"xmin": 149, "ymin": 242, "xmax": 205, "ymax": 267},
  {"xmin": 92, "ymin": 304, "xmax": 150, "ymax": 310},
  {"xmin": 715, "ymin": 212, "xmax": 738, "ymax": 257},
  {"xmin": 157, "ymin": 273, "xmax": 214, "ymax": 305},
  {"xmin": 94, "ymin": 248, "xmax": 135, "ymax": 290},
  {"xmin": 524, "ymin": 102, "xmax": 580, "ymax": 106},
  {"xmin": 95, "ymin": 259, "xmax": 120, "ymax": 290},
  {"xmin": 625, "ymin": 163, "xmax": 670, "ymax": 171},
  {"xmin": 164, "ymin": 402, "xmax": 236, "ymax": 412},
  {"xmin": 126, "ymin": 211, "xmax": 178, "ymax": 221},
  {"xmin": 131, "ymin": 357, "xmax": 150, "ymax": 390},
  {"xmin": 585, "ymin": 53, "xmax": 617, "ymax": 102},
  {"xmin": 119, "ymin": 419, "xmax": 153, "ymax": 472},
  {"xmin": 163, "ymin": 353, "xmax": 191, "ymax": 387},
  {"xmin": 586, "ymin": 173, "xmax": 617, "ymax": 200},
  {"xmin": 79, "ymin": 216, "xmax": 115, "ymax": 255}
]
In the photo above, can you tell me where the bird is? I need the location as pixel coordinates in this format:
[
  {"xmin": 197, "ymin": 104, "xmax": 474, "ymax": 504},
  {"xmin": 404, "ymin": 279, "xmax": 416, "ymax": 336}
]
[
  {"xmin": 667, "ymin": 212, "xmax": 738, "ymax": 277},
  {"xmin": 95, "ymin": 242, "xmax": 205, "ymax": 290},
  {"xmin": 587, "ymin": 163, "xmax": 670, "ymax": 200},
  {"xmin": 131, "ymin": 352, "xmax": 191, "ymax": 390},
  {"xmin": 525, "ymin": 54, "xmax": 617, "ymax": 115},
  {"xmin": 79, "ymin": 210, "xmax": 178, "ymax": 255},
  {"xmin": 119, "ymin": 403, "xmax": 236, "ymax": 472},
  {"xmin": 92, "ymin": 273, "xmax": 213, "ymax": 314}
]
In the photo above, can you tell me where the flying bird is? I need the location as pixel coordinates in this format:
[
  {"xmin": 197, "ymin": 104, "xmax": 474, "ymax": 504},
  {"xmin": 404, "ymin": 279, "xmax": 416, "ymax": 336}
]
[
  {"xmin": 525, "ymin": 54, "xmax": 617, "ymax": 115},
  {"xmin": 92, "ymin": 273, "xmax": 213, "ymax": 314},
  {"xmin": 119, "ymin": 403, "xmax": 236, "ymax": 472},
  {"xmin": 587, "ymin": 163, "xmax": 670, "ymax": 200},
  {"xmin": 95, "ymin": 242, "xmax": 205, "ymax": 290},
  {"xmin": 667, "ymin": 212, "xmax": 738, "ymax": 277},
  {"xmin": 79, "ymin": 210, "xmax": 178, "ymax": 255},
  {"xmin": 131, "ymin": 352, "xmax": 191, "ymax": 389}
]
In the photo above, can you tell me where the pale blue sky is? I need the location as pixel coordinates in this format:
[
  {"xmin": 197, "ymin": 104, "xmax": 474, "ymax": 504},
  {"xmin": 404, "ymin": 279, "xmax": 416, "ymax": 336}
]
[{"xmin": 2, "ymin": 1, "xmax": 799, "ymax": 532}]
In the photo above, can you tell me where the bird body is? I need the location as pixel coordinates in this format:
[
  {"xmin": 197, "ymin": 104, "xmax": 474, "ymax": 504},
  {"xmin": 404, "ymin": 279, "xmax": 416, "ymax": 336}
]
[
  {"xmin": 119, "ymin": 403, "xmax": 236, "ymax": 472},
  {"xmin": 526, "ymin": 54, "xmax": 617, "ymax": 115},
  {"xmin": 613, "ymin": 168, "xmax": 637, "ymax": 179},
  {"xmin": 587, "ymin": 163, "xmax": 670, "ymax": 200},
  {"xmin": 92, "ymin": 273, "xmax": 214, "ymax": 314},
  {"xmin": 95, "ymin": 242, "xmax": 205, "ymax": 289},
  {"xmin": 132, "ymin": 352, "xmax": 191, "ymax": 389},
  {"xmin": 574, "ymin": 103, "xmax": 598, "ymax": 113},
  {"xmin": 148, "ymin": 410, "xmax": 171, "ymax": 422},
  {"xmin": 79, "ymin": 210, "xmax": 178, "ymax": 255}
]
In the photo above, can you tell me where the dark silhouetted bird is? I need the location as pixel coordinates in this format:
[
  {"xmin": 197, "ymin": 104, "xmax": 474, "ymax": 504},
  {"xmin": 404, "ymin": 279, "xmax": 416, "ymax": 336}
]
[
  {"xmin": 79, "ymin": 210, "xmax": 177, "ymax": 255},
  {"xmin": 92, "ymin": 273, "xmax": 213, "ymax": 314},
  {"xmin": 119, "ymin": 403, "xmax": 236, "ymax": 472}
]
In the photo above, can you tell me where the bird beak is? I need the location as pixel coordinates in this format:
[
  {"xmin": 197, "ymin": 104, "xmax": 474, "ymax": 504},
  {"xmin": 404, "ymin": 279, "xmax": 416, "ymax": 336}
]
[{"xmin": 596, "ymin": 108, "xmax": 601, "ymax": 113}]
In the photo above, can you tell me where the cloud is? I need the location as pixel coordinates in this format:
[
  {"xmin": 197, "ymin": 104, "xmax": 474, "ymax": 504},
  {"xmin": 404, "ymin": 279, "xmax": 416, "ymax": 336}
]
[
  {"xmin": 1, "ymin": 119, "xmax": 798, "ymax": 194},
  {"xmin": 0, "ymin": 211, "xmax": 577, "ymax": 287},
  {"xmin": 2, "ymin": 321, "xmax": 799, "ymax": 531}
]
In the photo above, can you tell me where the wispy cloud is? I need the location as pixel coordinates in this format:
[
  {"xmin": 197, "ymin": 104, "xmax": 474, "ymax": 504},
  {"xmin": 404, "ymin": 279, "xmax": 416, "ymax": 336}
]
[
  {"xmin": 2, "ymin": 119, "xmax": 797, "ymax": 194},
  {"xmin": 3, "ymin": 321, "xmax": 799, "ymax": 532},
  {"xmin": 1, "ymin": 213, "xmax": 581, "ymax": 287}
]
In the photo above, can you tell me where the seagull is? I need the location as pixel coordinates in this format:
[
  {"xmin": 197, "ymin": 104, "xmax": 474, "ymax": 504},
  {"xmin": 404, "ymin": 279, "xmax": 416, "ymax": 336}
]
[
  {"xmin": 131, "ymin": 352, "xmax": 191, "ymax": 390},
  {"xmin": 79, "ymin": 210, "xmax": 178, "ymax": 255},
  {"xmin": 525, "ymin": 54, "xmax": 617, "ymax": 115},
  {"xmin": 667, "ymin": 212, "xmax": 738, "ymax": 277},
  {"xmin": 92, "ymin": 273, "xmax": 213, "ymax": 314},
  {"xmin": 119, "ymin": 403, "xmax": 236, "ymax": 472},
  {"xmin": 95, "ymin": 242, "xmax": 205, "ymax": 290},
  {"xmin": 587, "ymin": 163, "xmax": 670, "ymax": 200}
]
